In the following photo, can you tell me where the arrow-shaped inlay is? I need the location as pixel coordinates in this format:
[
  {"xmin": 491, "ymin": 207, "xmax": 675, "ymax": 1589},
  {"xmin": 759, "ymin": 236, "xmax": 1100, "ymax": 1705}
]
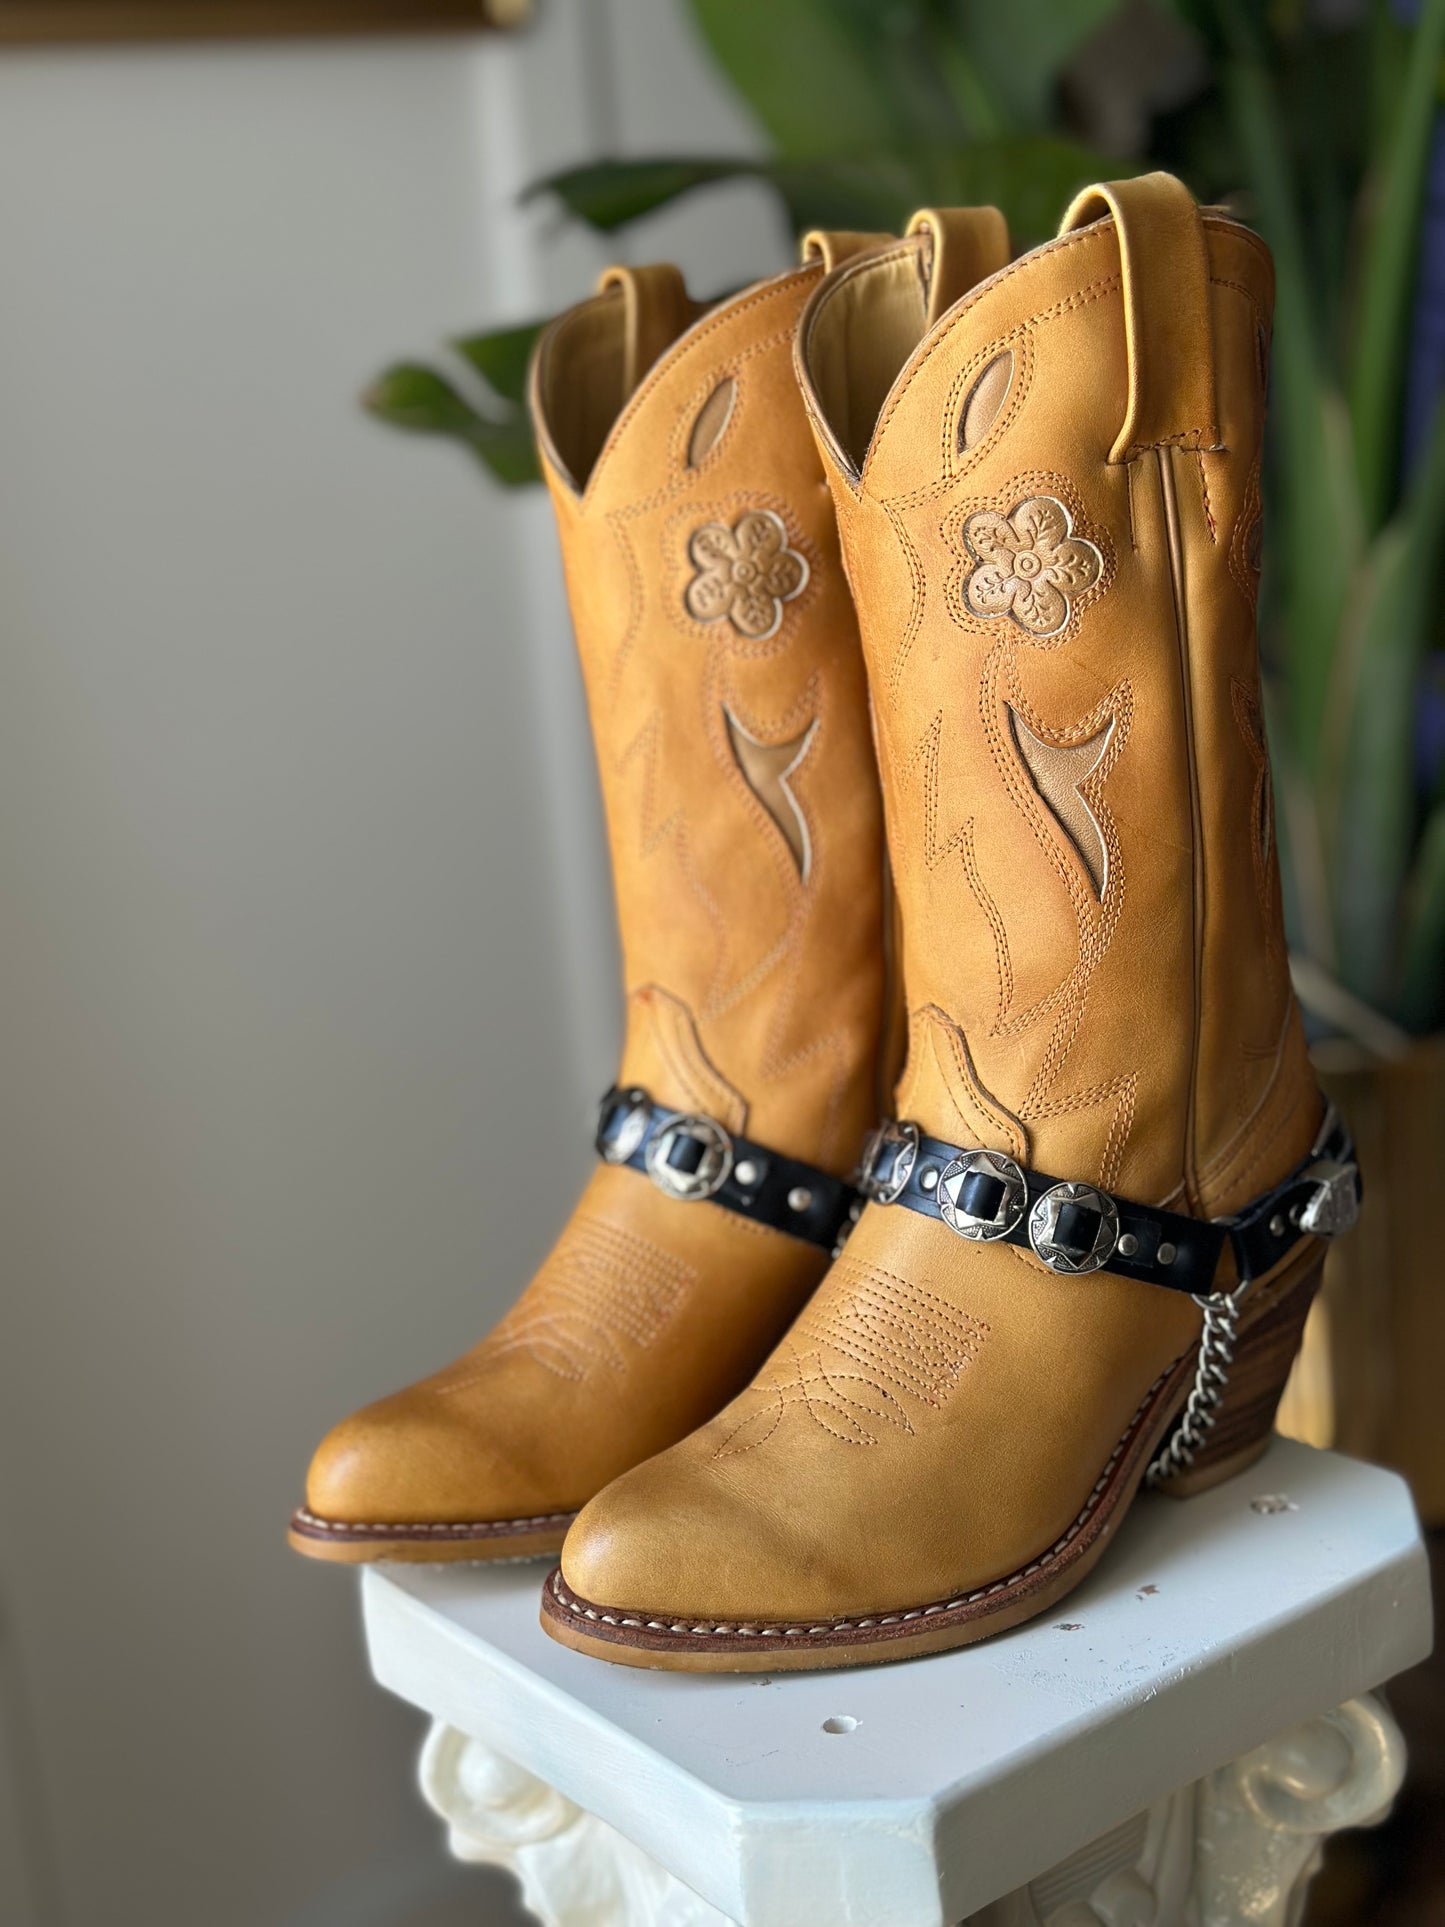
[
  {"xmin": 1009, "ymin": 706, "xmax": 1115, "ymax": 897},
  {"xmin": 725, "ymin": 707, "xmax": 818, "ymax": 882}
]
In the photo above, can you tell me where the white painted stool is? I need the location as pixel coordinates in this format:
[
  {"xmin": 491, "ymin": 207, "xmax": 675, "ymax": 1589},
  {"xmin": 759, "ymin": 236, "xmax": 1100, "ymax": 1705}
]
[{"xmin": 362, "ymin": 1438, "xmax": 1432, "ymax": 1926}]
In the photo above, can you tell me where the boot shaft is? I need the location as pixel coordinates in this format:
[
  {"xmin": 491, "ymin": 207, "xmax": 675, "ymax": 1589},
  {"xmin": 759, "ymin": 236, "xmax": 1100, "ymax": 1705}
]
[
  {"xmin": 798, "ymin": 175, "xmax": 1318, "ymax": 1215},
  {"xmin": 529, "ymin": 252, "xmax": 890, "ymax": 1173}
]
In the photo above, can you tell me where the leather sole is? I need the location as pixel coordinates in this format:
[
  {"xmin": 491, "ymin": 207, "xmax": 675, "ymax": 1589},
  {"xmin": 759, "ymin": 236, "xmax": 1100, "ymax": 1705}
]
[
  {"xmin": 287, "ymin": 1505, "xmax": 576, "ymax": 1565},
  {"xmin": 539, "ymin": 1249, "xmax": 1322, "ymax": 1672}
]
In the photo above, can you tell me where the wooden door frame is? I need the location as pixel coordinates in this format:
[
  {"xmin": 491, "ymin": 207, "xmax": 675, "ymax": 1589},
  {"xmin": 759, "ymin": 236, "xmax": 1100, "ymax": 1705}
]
[{"xmin": 0, "ymin": 0, "xmax": 532, "ymax": 42}]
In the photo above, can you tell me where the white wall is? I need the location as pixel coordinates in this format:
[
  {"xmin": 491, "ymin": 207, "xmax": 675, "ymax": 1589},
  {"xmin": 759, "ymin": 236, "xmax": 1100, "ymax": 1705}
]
[{"xmin": 0, "ymin": 7, "xmax": 779, "ymax": 1924}]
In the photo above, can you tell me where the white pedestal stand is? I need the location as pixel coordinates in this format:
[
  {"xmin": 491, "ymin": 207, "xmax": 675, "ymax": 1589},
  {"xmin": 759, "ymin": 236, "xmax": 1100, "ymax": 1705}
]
[{"xmin": 362, "ymin": 1439, "xmax": 1432, "ymax": 1927}]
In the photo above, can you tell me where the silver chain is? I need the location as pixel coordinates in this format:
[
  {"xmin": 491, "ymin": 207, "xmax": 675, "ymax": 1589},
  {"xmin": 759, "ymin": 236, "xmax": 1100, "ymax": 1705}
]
[{"xmin": 1146, "ymin": 1284, "xmax": 1245, "ymax": 1487}]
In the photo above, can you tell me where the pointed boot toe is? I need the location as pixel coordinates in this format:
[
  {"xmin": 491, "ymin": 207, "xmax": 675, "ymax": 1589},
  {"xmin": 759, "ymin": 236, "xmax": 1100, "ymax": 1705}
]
[
  {"xmin": 552, "ymin": 1460, "xmax": 734, "ymax": 1620},
  {"xmin": 291, "ymin": 1380, "xmax": 572, "ymax": 1565},
  {"xmin": 548, "ymin": 1444, "xmax": 857, "ymax": 1657}
]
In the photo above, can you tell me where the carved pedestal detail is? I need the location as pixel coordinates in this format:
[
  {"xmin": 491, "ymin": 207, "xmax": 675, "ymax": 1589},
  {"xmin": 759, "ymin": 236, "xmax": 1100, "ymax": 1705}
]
[
  {"xmin": 418, "ymin": 1723, "xmax": 731, "ymax": 1926},
  {"xmin": 419, "ymin": 1692, "xmax": 1405, "ymax": 1927},
  {"xmin": 1191, "ymin": 1695, "xmax": 1405, "ymax": 1927}
]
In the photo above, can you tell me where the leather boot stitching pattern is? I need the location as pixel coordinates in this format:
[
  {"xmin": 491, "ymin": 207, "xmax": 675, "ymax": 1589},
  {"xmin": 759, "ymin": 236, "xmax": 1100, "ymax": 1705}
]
[
  {"xmin": 713, "ymin": 1260, "xmax": 989, "ymax": 1455},
  {"xmin": 481, "ymin": 1218, "xmax": 698, "ymax": 1384}
]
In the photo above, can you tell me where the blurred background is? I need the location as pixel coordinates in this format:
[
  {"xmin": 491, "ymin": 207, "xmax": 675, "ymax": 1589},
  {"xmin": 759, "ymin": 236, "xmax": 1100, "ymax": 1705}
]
[{"xmin": 0, "ymin": 2, "xmax": 1440, "ymax": 1924}]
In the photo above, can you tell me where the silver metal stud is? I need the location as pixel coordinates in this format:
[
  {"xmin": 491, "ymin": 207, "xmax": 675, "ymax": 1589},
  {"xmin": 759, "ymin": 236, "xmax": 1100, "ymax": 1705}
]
[
  {"xmin": 938, "ymin": 1149, "xmax": 1028, "ymax": 1242},
  {"xmin": 733, "ymin": 1159, "xmax": 760, "ymax": 1189},
  {"xmin": 1269, "ymin": 1213, "xmax": 1287, "ymax": 1238},
  {"xmin": 1297, "ymin": 1159, "xmax": 1360, "ymax": 1236},
  {"xmin": 1028, "ymin": 1181, "xmax": 1119, "ymax": 1274},
  {"xmin": 918, "ymin": 1166, "xmax": 940, "ymax": 1193},
  {"xmin": 788, "ymin": 1186, "xmax": 813, "ymax": 1213},
  {"xmin": 645, "ymin": 1114, "xmax": 733, "ymax": 1202},
  {"xmin": 597, "ymin": 1086, "xmax": 652, "ymax": 1165},
  {"xmin": 856, "ymin": 1119, "xmax": 920, "ymax": 1204},
  {"xmin": 1117, "ymin": 1233, "xmax": 1139, "ymax": 1259},
  {"xmin": 1157, "ymin": 1241, "xmax": 1176, "ymax": 1267}
]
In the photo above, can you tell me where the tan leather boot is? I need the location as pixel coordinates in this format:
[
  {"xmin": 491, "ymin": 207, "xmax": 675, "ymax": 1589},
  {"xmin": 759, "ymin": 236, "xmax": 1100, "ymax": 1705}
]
[
  {"xmin": 291, "ymin": 233, "xmax": 912, "ymax": 1564},
  {"xmin": 542, "ymin": 176, "xmax": 1361, "ymax": 1664}
]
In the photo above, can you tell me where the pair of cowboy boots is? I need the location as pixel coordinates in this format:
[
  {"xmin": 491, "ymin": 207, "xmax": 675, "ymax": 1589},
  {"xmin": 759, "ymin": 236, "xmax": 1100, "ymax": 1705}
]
[{"xmin": 292, "ymin": 174, "xmax": 1359, "ymax": 1674}]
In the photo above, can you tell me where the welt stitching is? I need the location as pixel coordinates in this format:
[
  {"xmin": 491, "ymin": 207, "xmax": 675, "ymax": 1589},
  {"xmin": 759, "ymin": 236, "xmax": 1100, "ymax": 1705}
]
[
  {"xmin": 297, "ymin": 1508, "xmax": 574, "ymax": 1536},
  {"xmin": 554, "ymin": 1367, "xmax": 1174, "ymax": 1638}
]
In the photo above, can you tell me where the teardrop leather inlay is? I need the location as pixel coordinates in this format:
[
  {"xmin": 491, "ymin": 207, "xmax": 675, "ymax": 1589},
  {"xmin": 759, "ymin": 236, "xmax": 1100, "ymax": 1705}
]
[
  {"xmin": 687, "ymin": 377, "xmax": 737, "ymax": 467},
  {"xmin": 959, "ymin": 351, "xmax": 1013, "ymax": 452}
]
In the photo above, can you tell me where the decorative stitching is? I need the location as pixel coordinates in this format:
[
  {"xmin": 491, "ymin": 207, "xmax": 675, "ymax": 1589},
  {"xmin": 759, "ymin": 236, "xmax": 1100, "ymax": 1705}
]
[
  {"xmin": 293, "ymin": 1507, "xmax": 574, "ymax": 1538},
  {"xmin": 555, "ymin": 1365, "xmax": 1174, "ymax": 1638},
  {"xmin": 879, "ymin": 496, "xmax": 927, "ymax": 696},
  {"xmin": 456, "ymin": 1218, "xmax": 698, "ymax": 1386},
  {"xmin": 578, "ymin": 271, "xmax": 820, "ymax": 509},
  {"xmin": 713, "ymin": 1258, "xmax": 989, "ymax": 1457},
  {"xmin": 675, "ymin": 367, "xmax": 742, "ymax": 477},
  {"xmin": 1198, "ymin": 1003, "xmax": 1305, "ymax": 1192},
  {"xmin": 1196, "ymin": 452, "xmax": 1218, "ymax": 544},
  {"xmin": 865, "ymin": 254, "xmax": 1122, "ymax": 485},
  {"xmin": 949, "ymin": 329, "xmax": 1034, "ymax": 479},
  {"xmin": 1229, "ymin": 458, "xmax": 1264, "ymax": 611},
  {"xmin": 1230, "ymin": 675, "xmax": 1281, "ymax": 962}
]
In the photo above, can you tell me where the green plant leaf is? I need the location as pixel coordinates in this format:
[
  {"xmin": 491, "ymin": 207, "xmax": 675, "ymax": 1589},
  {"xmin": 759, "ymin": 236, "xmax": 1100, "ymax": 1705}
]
[
  {"xmin": 451, "ymin": 319, "xmax": 546, "ymax": 406},
  {"xmin": 1327, "ymin": 401, "xmax": 1445, "ymax": 1009},
  {"xmin": 1397, "ymin": 800, "xmax": 1445, "ymax": 1032},
  {"xmin": 523, "ymin": 159, "xmax": 764, "ymax": 232},
  {"xmin": 1348, "ymin": 0, "xmax": 1445, "ymax": 530},
  {"xmin": 945, "ymin": 0, "xmax": 1129, "ymax": 133},
  {"xmin": 1220, "ymin": 18, "xmax": 1365, "ymax": 774},
  {"xmin": 529, "ymin": 140, "xmax": 1129, "ymax": 252},
  {"xmin": 687, "ymin": 0, "xmax": 1135, "ymax": 148},
  {"xmin": 898, "ymin": 138, "xmax": 1135, "ymax": 247},
  {"xmin": 362, "ymin": 363, "xmax": 540, "ymax": 486},
  {"xmin": 686, "ymin": 0, "xmax": 902, "ymax": 156}
]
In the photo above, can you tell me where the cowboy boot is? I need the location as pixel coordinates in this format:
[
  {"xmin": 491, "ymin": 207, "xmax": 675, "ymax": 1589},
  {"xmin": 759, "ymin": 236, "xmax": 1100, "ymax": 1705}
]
[
  {"xmin": 541, "ymin": 176, "xmax": 1360, "ymax": 1665},
  {"xmin": 292, "ymin": 229, "xmax": 924, "ymax": 1563}
]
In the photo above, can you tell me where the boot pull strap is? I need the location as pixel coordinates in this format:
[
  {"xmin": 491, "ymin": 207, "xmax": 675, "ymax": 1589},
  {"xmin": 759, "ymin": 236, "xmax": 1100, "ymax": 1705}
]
[
  {"xmin": 800, "ymin": 229, "xmax": 893, "ymax": 272},
  {"xmin": 906, "ymin": 207, "xmax": 1011, "ymax": 330},
  {"xmin": 1058, "ymin": 173, "xmax": 1218, "ymax": 465},
  {"xmin": 596, "ymin": 263, "xmax": 693, "ymax": 402}
]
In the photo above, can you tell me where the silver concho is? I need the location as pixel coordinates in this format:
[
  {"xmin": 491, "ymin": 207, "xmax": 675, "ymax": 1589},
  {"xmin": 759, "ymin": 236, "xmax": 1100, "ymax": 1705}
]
[
  {"xmin": 597, "ymin": 1086, "xmax": 651, "ymax": 1165},
  {"xmin": 1028, "ymin": 1181, "xmax": 1119, "ymax": 1275},
  {"xmin": 1297, "ymin": 1159, "xmax": 1360, "ymax": 1237},
  {"xmin": 645, "ymin": 1113, "xmax": 733, "ymax": 1202},
  {"xmin": 937, "ymin": 1149, "xmax": 1027, "ymax": 1241},
  {"xmin": 857, "ymin": 1118, "xmax": 921, "ymax": 1204}
]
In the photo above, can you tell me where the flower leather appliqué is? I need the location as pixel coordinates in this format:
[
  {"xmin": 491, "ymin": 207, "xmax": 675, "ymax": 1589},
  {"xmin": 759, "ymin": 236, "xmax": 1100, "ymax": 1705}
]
[
  {"xmin": 684, "ymin": 508, "xmax": 808, "ymax": 641},
  {"xmin": 962, "ymin": 494, "xmax": 1103, "ymax": 638}
]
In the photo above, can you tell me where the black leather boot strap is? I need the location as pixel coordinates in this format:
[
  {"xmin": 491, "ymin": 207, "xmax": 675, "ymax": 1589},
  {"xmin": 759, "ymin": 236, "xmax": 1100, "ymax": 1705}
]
[
  {"xmin": 856, "ymin": 1105, "xmax": 1359, "ymax": 1296},
  {"xmin": 595, "ymin": 1086, "xmax": 861, "ymax": 1255}
]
